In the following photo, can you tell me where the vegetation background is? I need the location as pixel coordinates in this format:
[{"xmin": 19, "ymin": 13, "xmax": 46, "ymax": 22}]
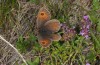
[{"xmin": 0, "ymin": 0, "xmax": 100, "ymax": 65}]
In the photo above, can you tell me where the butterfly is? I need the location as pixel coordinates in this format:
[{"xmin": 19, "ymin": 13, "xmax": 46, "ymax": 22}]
[{"xmin": 36, "ymin": 6, "xmax": 61, "ymax": 48}]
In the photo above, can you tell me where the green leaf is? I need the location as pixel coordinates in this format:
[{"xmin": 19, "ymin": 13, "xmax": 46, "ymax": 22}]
[
  {"xmin": 90, "ymin": 31, "xmax": 100, "ymax": 46},
  {"xmin": 97, "ymin": 19, "xmax": 100, "ymax": 32},
  {"xmin": 28, "ymin": 57, "xmax": 40, "ymax": 65},
  {"xmin": 92, "ymin": 0, "xmax": 100, "ymax": 10},
  {"xmin": 29, "ymin": 34, "xmax": 37, "ymax": 42},
  {"xmin": 87, "ymin": 51, "xmax": 96, "ymax": 62}
]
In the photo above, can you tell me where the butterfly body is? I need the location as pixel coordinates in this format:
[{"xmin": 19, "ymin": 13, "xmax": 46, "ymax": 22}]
[
  {"xmin": 38, "ymin": 26, "xmax": 52, "ymax": 38},
  {"xmin": 36, "ymin": 6, "xmax": 61, "ymax": 48}
]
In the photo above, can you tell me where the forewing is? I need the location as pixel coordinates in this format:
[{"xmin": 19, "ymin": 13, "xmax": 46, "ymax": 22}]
[{"xmin": 36, "ymin": 6, "xmax": 51, "ymax": 27}]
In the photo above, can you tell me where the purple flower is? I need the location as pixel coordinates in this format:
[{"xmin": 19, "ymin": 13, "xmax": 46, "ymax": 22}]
[
  {"xmin": 86, "ymin": 63, "xmax": 90, "ymax": 65},
  {"xmin": 80, "ymin": 15, "xmax": 91, "ymax": 39},
  {"xmin": 80, "ymin": 28, "xmax": 89, "ymax": 35},
  {"xmin": 86, "ymin": 25, "xmax": 90, "ymax": 29},
  {"xmin": 83, "ymin": 15, "xmax": 89, "ymax": 21},
  {"xmin": 83, "ymin": 15, "xmax": 91, "ymax": 29},
  {"xmin": 80, "ymin": 30, "xmax": 89, "ymax": 39},
  {"xmin": 61, "ymin": 23, "xmax": 69, "ymax": 32},
  {"xmin": 61, "ymin": 23, "xmax": 76, "ymax": 41}
]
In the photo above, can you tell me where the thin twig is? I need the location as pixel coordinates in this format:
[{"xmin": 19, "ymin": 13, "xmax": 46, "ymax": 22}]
[{"xmin": 0, "ymin": 35, "xmax": 28, "ymax": 65}]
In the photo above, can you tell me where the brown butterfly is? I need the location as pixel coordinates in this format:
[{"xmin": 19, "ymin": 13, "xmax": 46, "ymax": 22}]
[{"xmin": 36, "ymin": 6, "xmax": 61, "ymax": 48}]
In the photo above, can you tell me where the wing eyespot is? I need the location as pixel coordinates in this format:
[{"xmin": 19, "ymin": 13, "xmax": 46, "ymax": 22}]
[
  {"xmin": 41, "ymin": 12, "xmax": 44, "ymax": 16},
  {"xmin": 41, "ymin": 40, "xmax": 47, "ymax": 45}
]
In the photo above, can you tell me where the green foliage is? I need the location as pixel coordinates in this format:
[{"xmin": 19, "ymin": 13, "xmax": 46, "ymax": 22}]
[
  {"xmin": 97, "ymin": 19, "xmax": 100, "ymax": 32},
  {"xmin": 92, "ymin": 0, "xmax": 100, "ymax": 10},
  {"xmin": 90, "ymin": 31, "xmax": 100, "ymax": 54},
  {"xmin": 29, "ymin": 0, "xmax": 47, "ymax": 5},
  {"xmin": 30, "ymin": 0, "xmax": 40, "ymax": 5},
  {"xmin": 16, "ymin": 34, "xmax": 37, "ymax": 53},
  {"xmin": 89, "ymin": 0, "xmax": 100, "ymax": 24},
  {"xmin": 48, "ymin": 0, "xmax": 69, "ymax": 23},
  {"xmin": 22, "ymin": 57, "xmax": 39, "ymax": 65},
  {"xmin": 0, "ymin": 0, "xmax": 18, "ymax": 31},
  {"xmin": 36, "ymin": 36, "xmax": 87, "ymax": 65},
  {"xmin": 27, "ymin": 57, "xmax": 40, "ymax": 65},
  {"xmin": 86, "ymin": 51, "xmax": 96, "ymax": 63}
]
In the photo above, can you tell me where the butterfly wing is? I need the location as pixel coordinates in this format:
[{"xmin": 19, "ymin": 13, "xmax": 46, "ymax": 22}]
[
  {"xmin": 37, "ymin": 6, "xmax": 51, "ymax": 28},
  {"xmin": 37, "ymin": 7, "xmax": 61, "ymax": 47},
  {"xmin": 44, "ymin": 19, "xmax": 61, "ymax": 32},
  {"xmin": 37, "ymin": 35, "xmax": 52, "ymax": 48},
  {"xmin": 50, "ymin": 33, "xmax": 61, "ymax": 41}
]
